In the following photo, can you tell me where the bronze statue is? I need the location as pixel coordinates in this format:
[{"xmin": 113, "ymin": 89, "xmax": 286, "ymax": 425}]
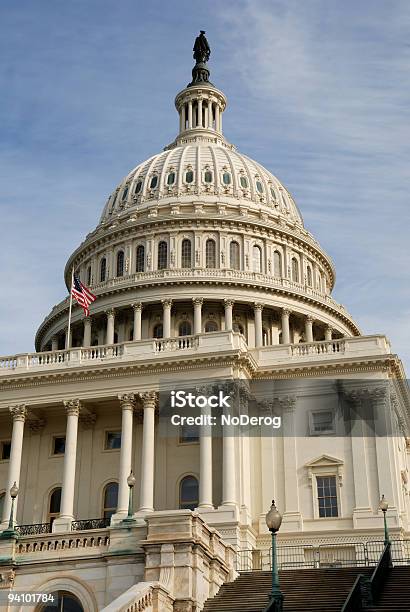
[{"xmin": 193, "ymin": 30, "xmax": 210, "ymax": 64}]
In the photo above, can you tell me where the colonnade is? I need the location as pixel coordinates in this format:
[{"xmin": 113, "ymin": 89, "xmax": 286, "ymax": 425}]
[
  {"xmin": 179, "ymin": 98, "xmax": 221, "ymax": 133},
  {"xmin": 56, "ymin": 298, "xmax": 335, "ymax": 350}
]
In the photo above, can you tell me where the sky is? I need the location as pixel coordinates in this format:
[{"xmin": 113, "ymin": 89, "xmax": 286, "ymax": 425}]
[{"xmin": 0, "ymin": 0, "xmax": 409, "ymax": 372}]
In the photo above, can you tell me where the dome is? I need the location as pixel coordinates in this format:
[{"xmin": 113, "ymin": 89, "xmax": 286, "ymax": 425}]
[
  {"xmin": 98, "ymin": 143, "xmax": 304, "ymax": 227},
  {"xmin": 35, "ymin": 39, "xmax": 360, "ymax": 351}
]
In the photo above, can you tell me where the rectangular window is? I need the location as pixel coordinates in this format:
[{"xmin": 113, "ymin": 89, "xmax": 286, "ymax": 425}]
[
  {"xmin": 105, "ymin": 431, "xmax": 121, "ymax": 450},
  {"xmin": 317, "ymin": 476, "xmax": 338, "ymax": 517},
  {"xmin": 310, "ymin": 410, "xmax": 334, "ymax": 435},
  {"xmin": 52, "ymin": 436, "xmax": 66, "ymax": 455},
  {"xmin": 1, "ymin": 441, "xmax": 11, "ymax": 460},
  {"xmin": 179, "ymin": 425, "xmax": 199, "ymax": 444}
]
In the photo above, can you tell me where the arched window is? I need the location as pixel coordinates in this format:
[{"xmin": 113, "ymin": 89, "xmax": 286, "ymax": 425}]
[
  {"xmin": 47, "ymin": 487, "xmax": 61, "ymax": 527},
  {"xmin": 167, "ymin": 172, "xmax": 176, "ymax": 185},
  {"xmin": 136, "ymin": 245, "xmax": 145, "ymax": 272},
  {"xmin": 222, "ymin": 172, "xmax": 231, "ymax": 185},
  {"xmin": 291, "ymin": 257, "xmax": 299, "ymax": 282},
  {"xmin": 39, "ymin": 591, "xmax": 84, "ymax": 612},
  {"xmin": 205, "ymin": 321, "xmax": 218, "ymax": 333},
  {"xmin": 86, "ymin": 266, "xmax": 91, "ymax": 285},
  {"xmin": 185, "ymin": 170, "xmax": 194, "ymax": 184},
  {"xmin": 179, "ymin": 476, "xmax": 199, "ymax": 510},
  {"xmin": 253, "ymin": 245, "xmax": 262, "ymax": 272},
  {"xmin": 240, "ymin": 175, "xmax": 248, "ymax": 189},
  {"xmin": 204, "ymin": 170, "xmax": 213, "ymax": 183},
  {"xmin": 256, "ymin": 180, "xmax": 263, "ymax": 194},
  {"xmin": 116, "ymin": 251, "xmax": 125, "ymax": 277},
  {"xmin": 122, "ymin": 186, "xmax": 129, "ymax": 201},
  {"xmin": 179, "ymin": 321, "xmax": 192, "ymax": 336},
  {"xmin": 181, "ymin": 239, "xmax": 192, "ymax": 268},
  {"xmin": 150, "ymin": 175, "xmax": 158, "ymax": 189},
  {"xmin": 273, "ymin": 251, "xmax": 281, "ymax": 277},
  {"xmin": 317, "ymin": 272, "xmax": 323, "ymax": 291},
  {"xmin": 205, "ymin": 239, "xmax": 216, "ymax": 268},
  {"xmin": 134, "ymin": 180, "xmax": 143, "ymax": 195},
  {"xmin": 307, "ymin": 265, "xmax": 313, "ymax": 287},
  {"xmin": 153, "ymin": 324, "xmax": 163, "ymax": 338},
  {"xmin": 103, "ymin": 482, "xmax": 118, "ymax": 519},
  {"xmin": 100, "ymin": 257, "xmax": 107, "ymax": 282},
  {"xmin": 158, "ymin": 241, "xmax": 168, "ymax": 270},
  {"xmin": 230, "ymin": 241, "xmax": 240, "ymax": 270}
]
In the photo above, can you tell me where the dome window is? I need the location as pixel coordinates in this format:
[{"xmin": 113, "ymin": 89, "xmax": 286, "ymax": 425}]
[
  {"xmin": 150, "ymin": 175, "xmax": 158, "ymax": 189},
  {"xmin": 240, "ymin": 176, "xmax": 248, "ymax": 189},
  {"xmin": 253, "ymin": 245, "xmax": 262, "ymax": 273},
  {"xmin": 181, "ymin": 238, "xmax": 192, "ymax": 268},
  {"xmin": 185, "ymin": 170, "xmax": 194, "ymax": 184},
  {"xmin": 204, "ymin": 170, "xmax": 213, "ymax": 183},
  {"xmin": 134, "ymin": 181, "xmax": 143, "ymax": 195},
  {"xmin": 167, "ymin": 172, "xmax": 176, "ymax": 185},
  {"xmin": 179, "ymin": 321, "xmax": 192, "ymax": 337},
  {"xmin": 205, "ymin": 320, "xmax": 218, "ymax": 333},
  {"xmin": 158, "ymin": 241, "xmax": 168, "ymax": 270},
  {"xmin": 206, "ymin": 239, "xmax": 216, "ymax": 268},
  {"xmin": 100, "ymin": 257, "xmax": 107, "ymax": 282},
  {"xmin": 116, "ymin": 250, "xmax": 125, "ymax": 277},
  {"xmin": 291, "ymin": 257, "xmax": 299, "ymax": 283},
  {"xmin": 307, "ymin": 265, "xmax": 313, "ymax": 287},
  {"xmin": 270, "ymin": 186, "xmax": 277, "ymax": 200},
  {"xmin": 153, "ymin": 323, "xmax": 163, "ymax": 338},
  {"xmin": 230, "ymin": 241, "xmax": 240, "ymax": 270},
  {"xmin": 273, "ymin": 251, "xmax": 281, "ymax": 277},
  {"xmin": 256, "ymin": 180, "xmax": 263, "ymax": 194},
  {"xmin": 136, "ymin": 245, "xmax": 145, "ymax": 272},
  {"xmin": 222, "ymin": 172, "xmax": 231, "ymax": 185},
  {"xmin": 122, "ymin": 186, "xmax": 129, "ymax": 201}
]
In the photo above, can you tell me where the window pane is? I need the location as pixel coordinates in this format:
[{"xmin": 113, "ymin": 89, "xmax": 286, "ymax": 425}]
[
  {"xmin": 256, "ymin": 180, "xmax": 263, "ymax": 193},
  {"xmin": 206, "ymin": 239, "xmax": 216, "ymax": 268},
  {"xmin": 105, "ymin": 431, "xmax": 121, "ymax": 450},
  {"xmin": 291, "ymin": 257, "xmax": 299, "ymax": 282},
  {"xmin": 253, "ymin": 245, "xmax": 261, "ymax": 272},
  {"xmin": 158, "ymin": 242, "xmax": 168, "ymax": 269},
  {"xmin": 179, "ymin": 321, "xmax": 192, "ymax": 336},
  {"xmin": 135, "ymin": 181, "xmax": 142, "ymax": 194},
  {"xmin": 53, "ymin": 437, "xmax": 65, "ymax": 455},
  {"xmin": 100, "ymin": 258, "xmax": 107, "ymax": 282},
  {"xmin": 104, "ymin": 482, "xmax": 118, "ymax": 510},
  {"xmin": 204, "ymin": 171, "xmax": 213, "ymax": 183},
  {"xmin": 122, "ymin": 186, "xmax": 128, "ymax": 201},
  {"xmin": 167, "ymin": 172, "xmax": 175, "ymax": 185},
  {"xmin": 230, "ymin": 241, "xmax": 240, "ymax": 270},
  {"xmin": 49, "ymin": 488, "xmax": 62, "ymax": 513},
  {"xmin": 136, "ymin": 245, "xmax": 145, "ymax": 272},
  {"xmin": 1, "ymin": 441, "xmax": 11, "ymax": 460},
  {"xmin": 273, "ymin": 251, "xmax": 281, "ymax": 277},
  {"xmin": 317, "ymin": 476, "xmax": 338, "ymax": 518},
  {"xmin": 240, "ymin": 175, "xmax": 248, "ymax": 188},
  {"xmin": 179, "ymin": 476, "xmax": 199, "ymax": 510},
  {"xmin": 312, "ymin": 411, "xmax": 333, "ymax": 433},
  {"xmin": 153, "ymin": 324, "xmax": 163, "ymax": 338},
  {"xmin": 185, "ymin": 171, "xmax": 194, "ymax": 184},
  {"xmin": 223, "ymin": 172, "xmax": 231, "ymax": 185},
  {"xmin": 181, "ymin": 239, "xmax": 192, "ymax": 268},
  {"xmin": 180, "ymin": 425, "xmax": 199, "ymax": 443},
  {"xmin": 205, "ymin": 321, "xmax": 218, "ymax": 332},
  {"xmin": 117, "ymin": 251, "xmax": 124, "ymax": 277},
  {"xmin": 150, "ymin": 176, "xmax": 158, "ymax": 189}
]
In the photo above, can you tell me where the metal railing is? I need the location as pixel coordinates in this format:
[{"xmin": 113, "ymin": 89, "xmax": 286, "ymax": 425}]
[
  {"xmin": 15, "ymin": 523, "xmax": 51, "ymax": 536},
  {"xmin": 71, "ymin": 518, "xmax": 110, "ymax": 531},
  {"xmin": 236, "ymin": 539, "xmax": 410, "ymax": 572}
]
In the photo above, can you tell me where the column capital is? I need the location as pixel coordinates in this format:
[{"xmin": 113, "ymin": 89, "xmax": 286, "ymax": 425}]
[
  {"xmin": 192, "ymin": 297, "xmax": 204, "ymax": 307},
  {"xmin": 325, "ymin": 325, "xmax": 333, "ymax": 332},
  {"xmin": 254, "ymin": 302, "xmax": 264, "ymax": 312},
  {"xmin": 282, "ymin": 308, "xmax": 292, "ymax": 317},
  {"xmin": 161, "ymin": 299, "xmax": 173, "ymax": 308},
  {"xmin": 131, "ymin": 301, "xmax": 143, "ymax": 312},
  {"xmin": 63, "ymin": 399, "xmax": 81, "ymax": 417},
  {"xmin": 9, "ymin": 405, "xmax": 27, "ymax": 422},
  {"xmin": 305, "ymin": 315, "xmax": 314, "ymax": 323},
  {"xmin": 83, "ymin": 316, "xmax": 92, "ymax": 324},
  {"xmin": 139, "ymin": 391, "xmax": 158, "ymax": 409},
  {"xmin": 224, "ymin": 299, "xmax": 235, "ymax": 308},
  {"xmin": 274, "ymin": 395, "xmax": 297, "ymax": 412},
  {"xmin": 118, "ymin": 393, "xmax": 136, "ymax": 409},
  {"xmin": 106, "ymin": 308, "xmax": 115, "ymax": 317}
]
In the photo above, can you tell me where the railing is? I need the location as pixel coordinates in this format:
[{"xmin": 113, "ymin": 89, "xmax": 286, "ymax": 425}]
[
  {"xmin": 154, "ymin": 335, "xmax": 199, "ymax": 352},
  {"xmin": 100, "ymin": 583, "xmax": 155, "ymax": 612},
  {"xmin": 71, "ymin": 517, "xmax": 110, "ymax": 531},
  {"xmin": 81, "ymin": 345, "xmax": 124, "ymax": 360},
  {"xmin": 291, "ymin": 339, "xmax": 345, "ymax": 357},
  {"xmin": 16, "ymin": 532, "xmax": 110, "ymax": 554},
  {"xmin": 15, "ymin": 523, "xmax": 51, "ymax": 536},
  {"xmin": 237, "ymin": 540, "xmax": 410, "ymax": 572},
  {"xmin": 370, "ymin": 543, "xmax": 392, "ymax": 602}
]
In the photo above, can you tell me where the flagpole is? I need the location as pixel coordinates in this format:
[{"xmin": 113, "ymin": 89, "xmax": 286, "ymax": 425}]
[{"xmin": 66, "ymin": 267, "xmax": 74, "ymax": 350}]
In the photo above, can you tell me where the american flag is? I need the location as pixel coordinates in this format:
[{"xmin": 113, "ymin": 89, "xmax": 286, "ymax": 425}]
[{"xmin": 71, "ymin": 274, "xmax": 96, "ymax": 316}]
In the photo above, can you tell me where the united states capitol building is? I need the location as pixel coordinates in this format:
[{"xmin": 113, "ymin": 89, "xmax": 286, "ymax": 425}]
[{"xmin": 0, "ymin": 33, "xmax": 409, "ymax": 612}]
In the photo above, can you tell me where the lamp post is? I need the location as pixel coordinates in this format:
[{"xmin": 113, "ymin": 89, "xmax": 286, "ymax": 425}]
[
  {"xmin": 0, "ymin": 482, "xmax": 19, "ymax": 540},
  {"xmin": 264, "ymin": 500, "xmax": 283, "ymax": 612},
  {"xmin": 379, "ymin": 495, "xmax": 390, "ymax": 546},
  {"xmin": 122, "ymin": 471, "xmax": 136, "ymax": 525}
]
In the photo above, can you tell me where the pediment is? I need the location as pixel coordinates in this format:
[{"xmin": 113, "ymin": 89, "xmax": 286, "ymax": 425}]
[{"xmin": 305, "ymin": 454, "xmax": 344, "ymax": 469}]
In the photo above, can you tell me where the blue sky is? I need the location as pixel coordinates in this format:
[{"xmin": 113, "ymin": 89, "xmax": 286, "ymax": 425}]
[{"xmin": 0, "ymin": 0, "xmax": 409, "ymax": 372}]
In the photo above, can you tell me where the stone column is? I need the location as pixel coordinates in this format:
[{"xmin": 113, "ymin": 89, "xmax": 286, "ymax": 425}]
[
  {"xmin": 1, "ymin": 405, "xmax": 27, "ymax": 527},
  {"xmin": 188, "ymin": 101, "xmax": 193, "ymax": 129},
  {"xmin": 254, "ymin": 303, "xmax": 264, "ymax": 347},
  {"xmin": 224, "ymin": 299, "xmax": 234, "ymax": 331},
  {"xmin": 53, "ymin": 400, "xmax": 80, "ymax": 532},
  {"xmin": 305, "ymin": 315, "xmax": 314, "ymax": 343},
  {"xmin": 83, "ymin": 317, "xmax": 92, "ymax": 347},
  {"xmin": 215, "ymin": 106, "xmax": 220, "ymax": 132},
  {"xmin": 281, "ymin": 308, "xmax": 291, "ymax": 344},
  {"xmin": 193, "ymin": 298, "xmax": 203, "ymax": 335},
  {"xmin": 373, "ymin": 387, "xmax": 398, "ymax": 510},
  {"xmin": 197, "ymin": 98, "xmax": 203, "ymax": 127},
  {"xmin": 280, "ymin": 396, "xmax": 302, "ymax": 530},
  {"xmin": 325, "ymin": 326, "xmax": 333, "ymax": 341},
  {"xmin": 106, "ymin": 309, "xmax": 115, "ymax": 345},
  {"xmin": 132, "ymin": 302, "xmax": 143, "ymax": 341},
  {"xmin": 208, "ymin": 101, "xmax": 213, "ymax": 129},
  {"xmin": 162, "ymin": 299, "xmax": 172, "ymax": 338},
  {"xmin": 51, "ymin": 336, "xmax": 59, "ymax": 352},
  {"xmin": 198, "ymin": 404, "xmax": 213, "ymax": 508},
  {"xmin": 138, "ymin": 392, "xmax": 157, "ymax": 513},
  {"xmin": 114, "ymin": 394, "xmax": 135, "ymax": 519}
]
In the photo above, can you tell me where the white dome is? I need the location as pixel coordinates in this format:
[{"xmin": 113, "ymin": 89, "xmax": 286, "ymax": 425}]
[{"xmin": 99, "ymin": 142, "xmax": 303, "ymax": 227}]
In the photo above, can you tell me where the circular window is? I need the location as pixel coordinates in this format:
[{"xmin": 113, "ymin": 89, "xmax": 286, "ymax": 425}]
[
  {"xmin": 240, "ymin": 175, "xmax": 248, "ymax": 189},
  {"xmin": 134, "ymin": 181, "xmax": 142, "ymax": 194},
  {"xmin": 185, "ymin": 170, "xmax": 194, "ymax": 184},
  {"xmin": 222, "ymin": 172, "xmax": 231, "ymax": 185},
  {"xmin": 150, "ymin": 176, "xmax": 158, "ymax": 189},
  {"xmin": 167, "ymin": 172, "xmax": 175, "ymax": 185},
  {"xmin": 204, "ymin": 170, "xmax": 213, "ymax": 183},
  {"xmin": 256, "ymin": 180, "xmax": 263, "ymax": 194}
]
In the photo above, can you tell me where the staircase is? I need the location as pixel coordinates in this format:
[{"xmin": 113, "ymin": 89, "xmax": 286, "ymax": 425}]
[
  {"xmin": 203, "ymin": 568, "xmax": 373, "ymax": 612},
  {"xmin": 367, "ymin": 566, "xmax": 410, "ymax": 611}
]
